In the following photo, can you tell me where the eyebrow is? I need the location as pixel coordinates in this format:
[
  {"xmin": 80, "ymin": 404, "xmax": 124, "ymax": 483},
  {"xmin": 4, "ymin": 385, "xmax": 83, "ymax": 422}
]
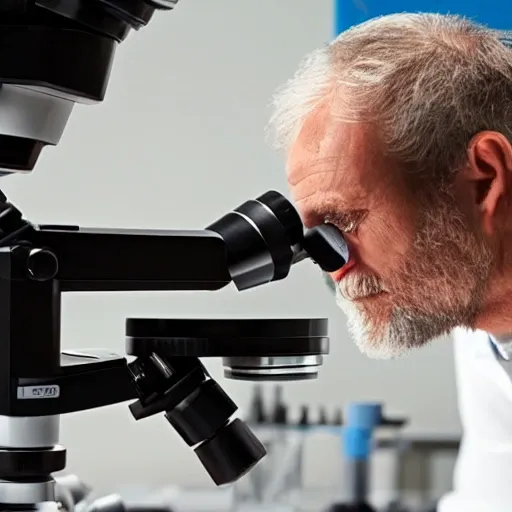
[
  {"xmin": 320, "ymin": 207, "xmax": 367, "ymax": 223},
  {"xmin": 304, "ymin": 204, "xmax": 368, "ymax": 229}
]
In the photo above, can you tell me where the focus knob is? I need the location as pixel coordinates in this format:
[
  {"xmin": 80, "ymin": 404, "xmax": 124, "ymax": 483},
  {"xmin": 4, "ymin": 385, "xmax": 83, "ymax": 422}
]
[{"xmin": 27, "ymin": 248, "xmax": 58, "ymax": 281}]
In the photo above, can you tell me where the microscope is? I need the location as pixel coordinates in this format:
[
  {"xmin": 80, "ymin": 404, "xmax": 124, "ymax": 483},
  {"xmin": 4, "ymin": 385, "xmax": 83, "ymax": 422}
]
[{"xmin": 0, "ymin": 1, "xmax": 349, "ymax": 511}]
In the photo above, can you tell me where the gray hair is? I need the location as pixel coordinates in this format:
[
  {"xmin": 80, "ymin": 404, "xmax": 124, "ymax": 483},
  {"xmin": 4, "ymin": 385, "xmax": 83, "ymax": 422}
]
[{"xmin": 267, "ymin": 13, "xmax": 512, "ymax": 184}]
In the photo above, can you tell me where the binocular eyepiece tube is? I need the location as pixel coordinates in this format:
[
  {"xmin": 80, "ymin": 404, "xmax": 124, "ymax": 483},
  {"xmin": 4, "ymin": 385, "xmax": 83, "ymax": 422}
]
[{"xmin": 207, "ymin": 190, "xmax": 349, "ymax": 290}]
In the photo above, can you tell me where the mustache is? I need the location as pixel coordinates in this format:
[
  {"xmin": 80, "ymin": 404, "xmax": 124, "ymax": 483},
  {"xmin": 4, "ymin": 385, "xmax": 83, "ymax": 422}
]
[{"xmin": 336, "ymin": 272, "xmax": 385, "ymax": 300}]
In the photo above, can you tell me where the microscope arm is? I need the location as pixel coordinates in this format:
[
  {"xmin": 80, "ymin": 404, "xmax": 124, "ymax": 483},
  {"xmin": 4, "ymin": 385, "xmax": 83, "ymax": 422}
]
[
  {"xmin": 0, "ymin": 204, "xmax": 233, "ymax": 417},
  {"xmin": 16, "ymin": 225, "xmax": 232, "ymax": 292}
]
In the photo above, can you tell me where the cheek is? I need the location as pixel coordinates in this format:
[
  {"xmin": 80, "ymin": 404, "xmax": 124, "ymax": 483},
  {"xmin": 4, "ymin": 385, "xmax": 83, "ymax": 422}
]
[{"xmin": 357, "ymin": 209, "xmax": 413, "ymax": 275}]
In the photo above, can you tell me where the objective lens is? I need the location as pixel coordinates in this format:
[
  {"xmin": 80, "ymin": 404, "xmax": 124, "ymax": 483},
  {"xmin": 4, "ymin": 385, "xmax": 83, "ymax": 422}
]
[
  {"xmin": 127, "ymin": 355, "xmax": 266, "ymax": 486},
  {"xmin": 165, "ymin": 379, "xmax": 266, "ymax": 485},
  {"xmin": 194, "ymin": 419, "xmax": 266, "ymax": 486},
  {"xmin": 165, "ymin": 380, "xmax": 237, "ymax": 446}
]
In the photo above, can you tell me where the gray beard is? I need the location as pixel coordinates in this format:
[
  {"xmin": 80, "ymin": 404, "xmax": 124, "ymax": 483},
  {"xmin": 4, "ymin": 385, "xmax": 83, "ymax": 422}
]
[{"xmin": 334, "ymin": 288, "xmax": 461, "ymax": 359}]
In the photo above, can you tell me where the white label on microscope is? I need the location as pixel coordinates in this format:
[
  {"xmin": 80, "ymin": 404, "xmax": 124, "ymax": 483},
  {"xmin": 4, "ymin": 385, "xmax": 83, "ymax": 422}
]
[{"xmin": 17, "ymin": 385, "xmax": 60, "ymax": 399}]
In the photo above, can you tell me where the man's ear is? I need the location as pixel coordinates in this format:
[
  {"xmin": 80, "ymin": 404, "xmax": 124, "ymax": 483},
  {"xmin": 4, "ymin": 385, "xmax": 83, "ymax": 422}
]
[{"xmin": 465, "ymin": 131, "xmax": 512, "ymax": 235}]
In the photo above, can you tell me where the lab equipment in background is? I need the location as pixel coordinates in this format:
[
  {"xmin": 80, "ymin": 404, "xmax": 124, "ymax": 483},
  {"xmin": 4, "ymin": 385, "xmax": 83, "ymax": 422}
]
[
  {"xmin": 235, "ymin": 385, "xmax": 333, "ymax": 508},
  {"xmin": 55, "ymin": 475, "xmax": 177, "ymax": 512},
  {"xmin": 234, "ymin": 385, "xmax": 306, "ymax": 507},
  {"xmin": 52, "ymin": 427, "xmax": 460, "ymax": 512},
  {"xmin": 55, "ymin": 474, "xmax": 93, "ymax": 512},
  {"xmin": 76, "ymin": 492, "xmax": 176, "ymax": 512},
  {"xmin": 236, "ymin": 387, "xmax": 409, "ymax": 512},
  {"xmin": 375, "ymin": 435, "xmax": 460, "ymax": 511},
  {"xmin": 326, "ymin": 402, "xmax": 409, "ymax": 512},
  {"xmin": 330, "ymin": 403, "xmax": 383, "ymax": 512}
]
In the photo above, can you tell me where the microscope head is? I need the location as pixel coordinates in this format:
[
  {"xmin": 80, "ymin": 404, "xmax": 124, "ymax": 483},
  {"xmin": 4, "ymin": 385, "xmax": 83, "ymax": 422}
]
[{"xmin": 0, "ymin": 0, "xmax": 176, "ymax": 174}]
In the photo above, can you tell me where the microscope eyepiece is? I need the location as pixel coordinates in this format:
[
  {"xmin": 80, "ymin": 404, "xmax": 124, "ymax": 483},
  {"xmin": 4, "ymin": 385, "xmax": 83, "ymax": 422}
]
[
  {"xmin": 255, "ymin": 190, "xmax": 304, "ymax": 246},
  {"xmin": 207, "ymin": 191, "xmax": 349, "ymax": 290},
  {"xmin": 206, "ymin": 191, "xmax": 303, "ymax": 290}
]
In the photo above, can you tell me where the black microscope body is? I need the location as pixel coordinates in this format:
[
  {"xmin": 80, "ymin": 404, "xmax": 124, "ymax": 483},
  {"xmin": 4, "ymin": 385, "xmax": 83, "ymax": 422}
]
[
  {"xmin": 0, "ymin": 1, "xmax": 349, "ymax": 509},
  {"xmin": 0, "ymin": 186, "xmax": 347, "ymax": 493}
]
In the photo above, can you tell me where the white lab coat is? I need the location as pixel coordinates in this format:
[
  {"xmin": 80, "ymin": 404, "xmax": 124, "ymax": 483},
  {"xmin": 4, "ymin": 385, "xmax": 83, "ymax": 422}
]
[{"xmin": 438, "ymin": 328, "xmax": 512, "ymax": 512}]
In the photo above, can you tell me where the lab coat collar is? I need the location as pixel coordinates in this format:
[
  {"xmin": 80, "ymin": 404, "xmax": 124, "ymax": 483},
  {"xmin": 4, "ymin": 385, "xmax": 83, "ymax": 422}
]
[{"xmin": 489, "ymin": 333, "xmax": 512, "ymax": 361}]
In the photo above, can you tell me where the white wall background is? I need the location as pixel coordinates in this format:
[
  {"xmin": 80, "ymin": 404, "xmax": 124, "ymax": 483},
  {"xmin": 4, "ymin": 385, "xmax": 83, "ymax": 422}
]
[{"xmin": 1, "ymin": 0, "xmax": 460, "ymax": 496}]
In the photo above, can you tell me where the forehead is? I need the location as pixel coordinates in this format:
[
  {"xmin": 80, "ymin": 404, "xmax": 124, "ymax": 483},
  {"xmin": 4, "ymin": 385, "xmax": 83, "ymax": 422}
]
[{"xmin": 286, "ymin": 104, "xmax": 392, "ymax": 224}]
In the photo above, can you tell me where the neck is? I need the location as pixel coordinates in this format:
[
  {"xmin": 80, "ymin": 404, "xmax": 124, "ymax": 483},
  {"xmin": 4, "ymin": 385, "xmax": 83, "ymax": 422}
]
[{"xmin": 474, "ymin": 276, "xmax": 512, "ymax": 337}]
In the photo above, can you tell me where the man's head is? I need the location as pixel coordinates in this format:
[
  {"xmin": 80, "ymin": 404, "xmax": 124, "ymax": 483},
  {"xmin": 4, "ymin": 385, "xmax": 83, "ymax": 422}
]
[{"xmin": 267, "ymin": 13, "xmax": 512, "ymax": 359}]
